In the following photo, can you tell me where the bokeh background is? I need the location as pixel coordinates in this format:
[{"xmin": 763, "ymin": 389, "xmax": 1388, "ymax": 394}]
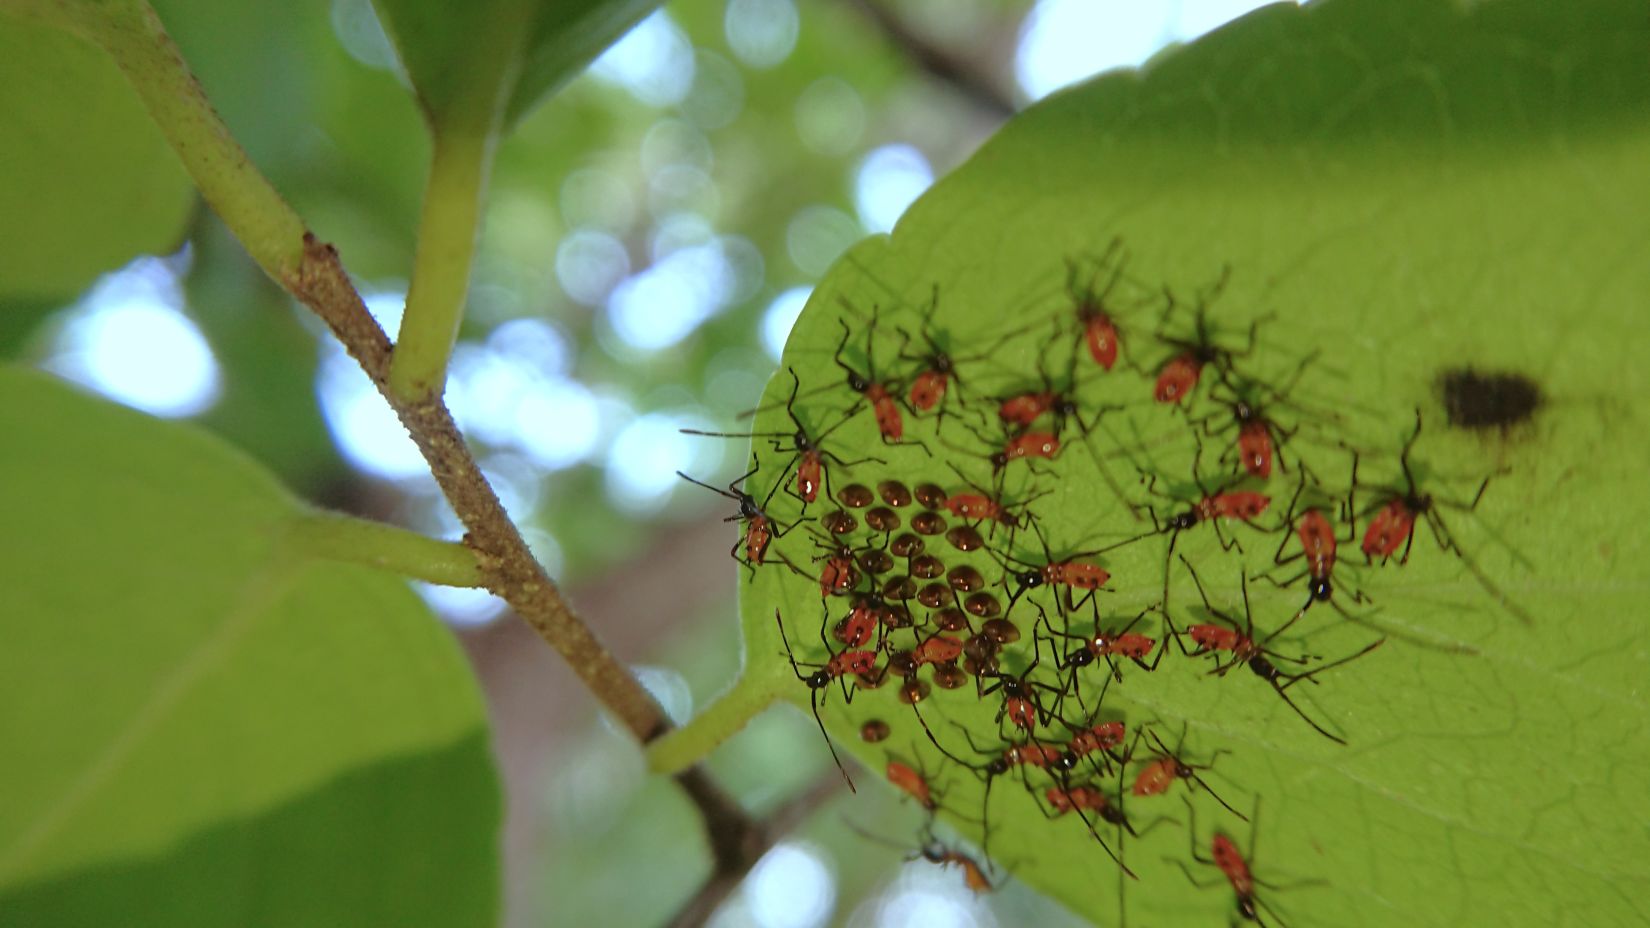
[{"xmin": 9, "ymin": 0, "xmax": 1285, "ymax": 923}]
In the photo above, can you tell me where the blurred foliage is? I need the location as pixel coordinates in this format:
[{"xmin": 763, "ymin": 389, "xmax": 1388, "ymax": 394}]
[
  {"xmin": 2, "ymin": 0, "xmax": 1025, "ymax": 574},
  {"xmin": 0, "ymin": 17, "xmax": 192, "ymax": 301},
  {"xmin": 369, "ymin": 0, "xmax": 663, "ymax": 131},
  {"xmin": 0, "ymin": 369, "xmax": 498, "ymax": 926}
]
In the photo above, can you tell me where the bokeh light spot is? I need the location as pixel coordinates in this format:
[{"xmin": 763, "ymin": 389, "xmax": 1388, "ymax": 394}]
[
  {"xmin": 854, "ymin": 144, "xmax": 934, "ymax": 234},
  {"xmin": 608, "ymin": 412, "xmax": 720, "ymax": 513},
  {"xmin": 724, "ymin": 0, "xmax": 801, "ymax": 69},
  {"xmin": 631, "ymin": 665, "xmax": 695, "ymax": 726},
  {"xmin": 317, "ymin": 347, "xmax": 424, "ymax": 480},
  {"xmin": 488, "ymin": 317, "xmax": 571, "ymax": 375},
  {"xmin": 684, "ymin": 50, "xmax": 747, "ymax": 129},
  {"xmin": 443, "ymin": 327, "xmax": 599, "ymax": 472},
  {"xmin": 521, "ymin": 528, "xmax": 565, "ymax": 579},
  {"xmin": 795, "ymin": 77, "xmax": 866, "ymax": 157},
  {"xmin": 761, "ymin": 287, "xmax": 812, "ymax": 361},
  {"xmin": 415, "ymin": 582, "xmax": 507, "ymax": 627},
  {"xmin": 745, "ymin": 842, "xmax": 835, "ymax": 928},
  {"xmin": 642, "ymin": 119, "xmax": 715, "ymax": 175},
  {"xmin": 47, "ymin": 256, "xmax": 221, "ymax": 419},
  {"xmin": 557, "ymin": 228, "xmax": 632, "ymax": 306},
  {"xmin": 1015, "ymin": 1, "xmax": 1169, "ymax": 100},
  {"xmin": 513, "ymin": 379, "xmax": 601, "ymax": 470},
  {"xmin": 608, "ymin": 240, "xmax": 747, "ymax": 351},
  {"xmin": 873, "ymin": 891, "xmax": 980, "ymax": 928},
  {"xmin": 591, "ymin": 10, "xmax": 695, "ymax": 107}
]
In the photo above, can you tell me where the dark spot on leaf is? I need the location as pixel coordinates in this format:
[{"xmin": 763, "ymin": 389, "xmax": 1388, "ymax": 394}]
[{"xmin": 1437, "ymin": 368, "xmax": 1542, "ymax": 430}]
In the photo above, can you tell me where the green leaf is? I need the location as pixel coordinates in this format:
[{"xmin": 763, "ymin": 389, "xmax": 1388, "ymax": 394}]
[
  {"xmin": 0, "ymin": 19, "xmax": 193, "ymax": 301},
  {"xmin": 500, "ymin": 0, "xmax": 661, "ymax": 129},
  {"xmin": 0, "ymin": 367, "xmax": 499, "ymax": 926},
  {"xmin": 369, "ymin": 0, "xmax": 661, "ymax": 134},
  {"xmin": 719, "ymin": 0, "xmax": 1650, "ymax": 924}
]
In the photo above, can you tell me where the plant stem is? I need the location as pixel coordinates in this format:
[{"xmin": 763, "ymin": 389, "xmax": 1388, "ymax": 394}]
[
  {"xmin": 293, "ymin": 236, "xmax": 674, "ymax": 743},
  {"xmin": 50, "ymin": 0, "xmax": 306, "ymax": 279},
  {"xmin": 285, "ymin": 512, "xmax": 484, "ymax": 587},
  {"xmin": 648, "ymin": 661, "xmax": 788, "ymax": 775},
  {"xmin": 38, "ymin": 4, "xmax": 788, "ymax": 912},
  {"xmin": 54, "ymin": 0, "xmax": 671, "ymax": 746},
  {"xmin": 388, "ymin": 129, "xmax": 495, "ymax": 403}
]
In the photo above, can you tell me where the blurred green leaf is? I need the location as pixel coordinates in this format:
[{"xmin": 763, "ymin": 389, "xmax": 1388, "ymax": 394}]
[
  {"xmin": 731, "ymin": 0, "xmax": 1650, "ymax": 923},
  {"xmin": 370, "ymin": 0, "xmax": 661, "ymax": 134},
  {"xmin": 504, "ymin": 0, "xmax": 662, "ymax": 129},
  {"xmin": 147, "ymin": 0, "xmax": 331, "ymax": 180},
  {"xmin": 0, "ymin": 367, "xmax": 499, "ymax": 927},
  {"xmin": 0, "ymin": 19, "xmax": 193, "ymax": 301}
]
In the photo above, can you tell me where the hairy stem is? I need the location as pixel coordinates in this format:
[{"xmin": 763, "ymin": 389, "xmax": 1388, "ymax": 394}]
[
  {"xmin": 288, "ymin": 236, "xmax": 672, "ymax": 741},
  {"xmin": 42, "ymin": 1, "xmax": 802, "ymax": 913},
  {"xmin": 56, "ymin": 0, "xmax": 671, "ymax": 743},
  {"xmin": 388, "ymin": 129, "xmax": 494, "ymax": 403},
  {"xmin": 286, "ymin": 511, "xmax": 484, "ymax": 587}
]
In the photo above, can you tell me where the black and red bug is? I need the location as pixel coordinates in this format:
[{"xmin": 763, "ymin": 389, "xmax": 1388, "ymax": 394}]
[
  {"xmin": 895, "ymin": 285, "xmax": 1030, "ymax": 430},
  {"xmin": 846, "ymin": 821, "xmax": 995, "ymax": 895},
  {"xmin": 776, "ymin": 607, "xmax": 876, "ymax": 790},
  {"xmin": 939, "ymin": 462, "xmax": 1050, "ymax": 540},
  {"xmin": 991, "ymin": 335, "xmax": 1139, "ymax": 503},
  {"xmin": 1062, "ymin": 242, "xmax": 1135, "ymax": 372},
  {"xmin": 676, "ymin": 464, "xmax": 795, "ymax": 579},
  {"xmin": 1174, "ymin": 798, "xmax": 1311, "ymax": 926},
  {"xmin": 974, "ymin": 631, "xmax": 1068, "ymax": 737},
  {"xmin": 682, "ymin": 367, "xmax": 882, "ymax": 507},
  {"xmin": 1036, "ymin": 773, "xmax": 1137, "ymax": 877},
  {"xmin": 1259, "ymin": 465, "xmax": 1474, "ymax": 653},
  {"xmin": 1043, "ymin": 605, "xmax": 1164, "ymax": 697},
  {"xmin": 804, "ymin": 528, "xmax": 867, "ymax": 599},
  {"xmin": 1175, "ymin": 555, "xmax": 1384, "ymax": 745},
  {"xmin": 908, "ymin": 704, "xmax": 1064, "ymax": 860},
  {"xmin": 944, "ymin": 408, "xmax": 1059, "ymax": 475},
  {"xmin": 831, "ymin": 313, "xmax": 916, "ymax": 446},
  {"xmin": 912, "ymin": 630, "xmax": 966, "ymax": 667},
  {"xmin": 1128, "ymin": 723, "xmax": 1244, "ymax": 818},
  {"xmin": 985, "ymin": 429, "xmax": 1062, "ymax": 472},
  {"xmin": 832, "ymin": 590, "xmax": 907, "ymax": 648},
  {"xmin": 994, "ymin": 334, "xmax": 1119, "ymax": 441},
  {"xmin": 1097, "ymin": 445, "xmax": 1273, "ymax": 614},
  {"xmin": 1355, "ymin": 409, "xmax": 1532, "ymax": 625},
  {"xmin": 915, "ymin": 839, "xmax": 993, "ymax": 894},
  {"xmin": 990, "ymin": 517, "xmax": 1114, "ymax": 616},
  {"xmin": 1189, "ymin": 362, "xmax": 1320, "ymax": 479},
  {"xmin": 1060, "ymin": 717, "xmax": 1128, "ymax": 777},
  {"xmin": 1149, "ymin": 265, "xmax": 1268, "ymax": 405},
  {"xmin": 1005, "ymin": 685, "xmax": 1140, "ymax": 879},
  {"xmin": 1103, "ymin": 448, "xmax": 1274, "ymax": 556},
  {"xmin": 1264, "ymin": 465, "xmax": 1364, "ymax": 615},
  {"xmin": 885, "ymin": 754, "xmax": 941, "ymax": 811}
]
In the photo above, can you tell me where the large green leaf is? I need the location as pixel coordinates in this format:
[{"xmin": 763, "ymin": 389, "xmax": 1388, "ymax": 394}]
[
  {"xmin": 715, "ymin": 0, "xmax": 1650, "ymax": 924},
  {"xmin": 0, "ymin": 19, "xmax": 193, "ymax": 301},
  {"xmin": 369, "ymin": 0, "xmax": 660, "ymax": 133},
  {"xmin": 0, "ymin": 367, "xmax": 499, "ymax": 926}
]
